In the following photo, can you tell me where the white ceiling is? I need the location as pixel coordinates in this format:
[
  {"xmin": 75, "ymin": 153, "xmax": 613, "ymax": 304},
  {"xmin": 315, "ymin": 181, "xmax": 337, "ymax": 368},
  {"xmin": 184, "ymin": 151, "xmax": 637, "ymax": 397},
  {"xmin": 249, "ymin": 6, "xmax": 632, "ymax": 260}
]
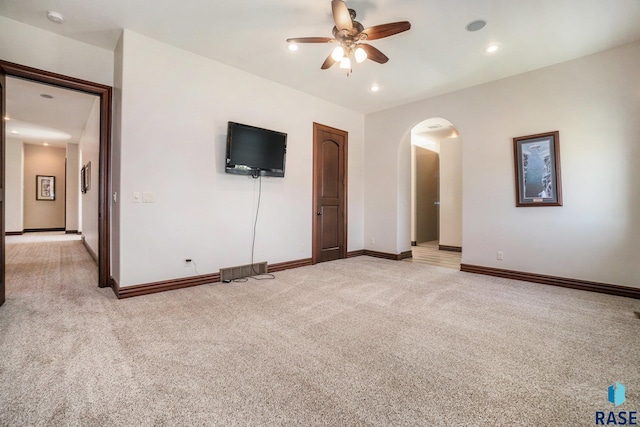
[
  {"xmin": 2, "ymin": 0, "xmax": 640, "ymax": 116},
  {"xmin": 5, "ymin": 77, "xmax": 97, "ymax": 147}
]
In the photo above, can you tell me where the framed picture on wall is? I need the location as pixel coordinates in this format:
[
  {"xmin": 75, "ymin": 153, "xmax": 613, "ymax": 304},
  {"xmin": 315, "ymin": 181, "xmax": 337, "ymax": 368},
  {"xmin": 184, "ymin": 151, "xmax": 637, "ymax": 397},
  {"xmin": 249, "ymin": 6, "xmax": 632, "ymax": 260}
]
[
  {"xmin": 513, "ymin": 131, "xmax": 562, "ymax": 207},
  {"xmin": 36, "ymin": 175, "xmax": 56, "ymax": 201},
  {"xmin": 80, "ymin": 166, "xmax": 86, "ymax": 194},
  {"xmin": 84, "ymin": 161, "xmax": 91, "ymax": 192}
]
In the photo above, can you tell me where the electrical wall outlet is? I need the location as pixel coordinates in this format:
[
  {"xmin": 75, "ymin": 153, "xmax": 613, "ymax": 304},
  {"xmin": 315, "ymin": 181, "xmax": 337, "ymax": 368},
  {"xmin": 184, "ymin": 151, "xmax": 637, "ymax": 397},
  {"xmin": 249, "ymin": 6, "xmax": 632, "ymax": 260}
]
[
  {"xmin": 497, "ymin": 251, "xmax": 504, "ymax": 261},
  {"xmin": 370, "ymin": 237, "xmax": 375, "ymax": 245}
]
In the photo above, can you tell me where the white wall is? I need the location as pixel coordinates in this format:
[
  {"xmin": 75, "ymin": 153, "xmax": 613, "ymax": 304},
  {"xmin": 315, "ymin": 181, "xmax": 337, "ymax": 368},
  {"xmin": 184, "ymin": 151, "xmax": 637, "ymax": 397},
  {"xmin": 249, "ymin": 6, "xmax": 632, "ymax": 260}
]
[
  {"xmin": 365, "ymin": 40, "xmax": 640, "ymax": 288},
  {"xmin": 439, "ymin": 137, "xmax": 462, "ymax": 247},
  {"xmin": 115, "ymin": 30, "xmax": 365, "ymax": 287},
  {"xmin": 66, "ymin": 144, "xmax": 79, "ymax": 232},
  {"xmin": 111, "ymin": 33, "xmax": 124, "ymax": 284},
  {"xmin": 79, "ymin": 98, "xmax": 101, "ymax": 256},
  {"xmin": 5, "ymin": 138, "xmax": 23, "ymax": 232},
  {"xmin": 0, "ymin": 16, "xmax": 113, "ymax": 86}
]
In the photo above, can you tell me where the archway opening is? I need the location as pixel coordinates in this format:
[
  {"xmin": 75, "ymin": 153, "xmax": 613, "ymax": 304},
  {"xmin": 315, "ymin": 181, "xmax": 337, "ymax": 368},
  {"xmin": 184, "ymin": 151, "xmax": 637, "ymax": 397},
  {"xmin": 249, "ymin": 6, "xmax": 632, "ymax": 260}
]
[{"xmin": 409, "ymin": 118, "xmax": 462, "ymax": 265}]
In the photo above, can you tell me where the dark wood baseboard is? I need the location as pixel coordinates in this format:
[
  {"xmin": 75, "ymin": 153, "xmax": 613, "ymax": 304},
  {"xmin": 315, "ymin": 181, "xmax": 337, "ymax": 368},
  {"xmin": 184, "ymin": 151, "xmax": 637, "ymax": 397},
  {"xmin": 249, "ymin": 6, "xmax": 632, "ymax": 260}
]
[
  {"xmin": 5, "ymin": 230, "xmax": 79, "ymax": 236},
  {"xmin": 347, "ymin": 250, "xmax": 365, "ymax": 258},
  {"xmin": 114, "ymin": 273, "xmax": 221, "ymax": 299},
  {"xmin": 81, "ymin": 237, "xmax": 98, "ymax": 264},
  {"xmin": 110, "ymin": 277, "xmax": 119, "ymax": 295},
  {"xmin": 112, "ymin": 257, "xmax": 314, "ymax": 299},
  {"xmin": 439, "ymin": 245, "xmax": 462, "ymax": 252},
  {"xmin": 361, "ymin": 250, "xmax": 413, "ymax": 261},
  {"xmin": 110, "ymin": 251, "xmax": 426, "ymax": 300},
  {"xmin": 268, "ymin": 258, "xmax": 313, "ymax": 272},
  {"xmin": 361, "ymin": 250, "xmax": 398, "ymax": 261},
  {"xmin": 460, "ymin": 264, "xmax": 640, "ymax": 299}
]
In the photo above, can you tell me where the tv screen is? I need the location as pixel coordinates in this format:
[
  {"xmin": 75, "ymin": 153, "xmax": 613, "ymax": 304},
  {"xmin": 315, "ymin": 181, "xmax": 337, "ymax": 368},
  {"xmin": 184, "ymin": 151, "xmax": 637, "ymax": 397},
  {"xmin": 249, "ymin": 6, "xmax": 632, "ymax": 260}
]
[{"xmin": 225, "ymin": 122, "xmax": 287, "ymax": 177}]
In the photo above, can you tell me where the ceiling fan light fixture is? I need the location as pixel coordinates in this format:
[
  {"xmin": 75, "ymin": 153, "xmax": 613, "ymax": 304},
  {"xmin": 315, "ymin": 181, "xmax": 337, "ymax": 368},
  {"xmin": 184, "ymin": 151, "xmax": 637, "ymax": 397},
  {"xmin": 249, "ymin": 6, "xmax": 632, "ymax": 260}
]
[
  {"xmin": 355, "ymin": 47, "xmax": 367, "ymax": 63},
  {"xmin": 332, "ymin": 46, "xmax": 345, "ymax": 61},
  {"xmin": 339, "ymin": 57, "xmax": 351, "ymax": 69}
]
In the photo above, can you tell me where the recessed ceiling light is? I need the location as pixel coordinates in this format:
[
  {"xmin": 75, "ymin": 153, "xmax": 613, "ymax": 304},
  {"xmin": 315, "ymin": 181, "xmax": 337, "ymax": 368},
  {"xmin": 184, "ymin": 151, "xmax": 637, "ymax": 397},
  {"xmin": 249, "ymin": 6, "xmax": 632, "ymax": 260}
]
[
  {"xmin": 486, "ymin": 44, "xmax": 500, "ymax": 53},
  {"xmin": 46, "ymin": 11, "xmax": 65, "ymax": 24},
  {"xmin": 40, "ymin": 94, "xmax": 54, "ymax": 99},
  {"xmin": 287, "ymin": 43, "xmax": 298, "ymax": 52},
  {"xmin": 370, "ymin": 84, "xmax": 380, "ymax": 92},
  {"xmin": 11, "ymin": 130, "xmax": 19, "ymax": 135},
  {"xmin": 43, "ymin": 142, "xmax": 49, "ymax": 146},
  {"xmin": 466, "ymin": 20, "xmax": 487, "ymax": 32},
  {"xmin": 4, "ymin": 116, "xmax": 10, "ymax": 121}
]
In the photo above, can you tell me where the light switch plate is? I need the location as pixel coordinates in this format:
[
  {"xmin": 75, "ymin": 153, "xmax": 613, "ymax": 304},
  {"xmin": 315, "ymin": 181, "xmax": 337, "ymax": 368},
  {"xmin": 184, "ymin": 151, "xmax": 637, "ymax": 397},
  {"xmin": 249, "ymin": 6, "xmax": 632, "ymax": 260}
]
[
  {"xmin": 143, "ymin": 192, "xmax": 155, "ymax": 203},
  {"xmin": 133, "ymin": 192, "xmax": 141, "ymax": 203}
]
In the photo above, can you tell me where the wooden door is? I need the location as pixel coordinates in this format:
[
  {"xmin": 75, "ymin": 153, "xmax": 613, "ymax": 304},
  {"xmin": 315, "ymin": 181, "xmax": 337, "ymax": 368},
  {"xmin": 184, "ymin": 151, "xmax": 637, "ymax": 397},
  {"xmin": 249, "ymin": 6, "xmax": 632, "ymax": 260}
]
[
  {"xmin": 312, "ymin": 123, "xmax": 347, "ymax": 264},
  {"xmin": 0, "ymin": 69, "xmax": 5, "ymax": 306}
]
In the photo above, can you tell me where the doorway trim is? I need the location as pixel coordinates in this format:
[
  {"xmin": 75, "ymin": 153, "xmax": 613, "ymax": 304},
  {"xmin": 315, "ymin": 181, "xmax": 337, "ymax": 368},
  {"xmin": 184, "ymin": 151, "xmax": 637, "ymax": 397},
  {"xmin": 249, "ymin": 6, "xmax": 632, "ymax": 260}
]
[{"xmin": 0, "ymin": 60, "xmax": 112, "ymax": 288}]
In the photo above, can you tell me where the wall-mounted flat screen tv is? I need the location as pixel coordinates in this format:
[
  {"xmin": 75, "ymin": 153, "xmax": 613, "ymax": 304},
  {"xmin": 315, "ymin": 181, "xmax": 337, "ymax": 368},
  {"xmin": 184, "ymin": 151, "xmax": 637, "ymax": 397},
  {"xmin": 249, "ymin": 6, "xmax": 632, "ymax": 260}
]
[{"xmin": 225, "ymin": 121, "xmax": 287, "ymax": 177}]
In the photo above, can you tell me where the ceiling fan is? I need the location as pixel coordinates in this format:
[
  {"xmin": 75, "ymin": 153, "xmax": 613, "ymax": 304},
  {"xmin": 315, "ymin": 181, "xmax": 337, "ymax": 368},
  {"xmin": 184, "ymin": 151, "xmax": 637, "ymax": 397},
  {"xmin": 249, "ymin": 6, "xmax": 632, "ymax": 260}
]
[{"xmin": 286, "ymin": 0, "xmax": 411, "ymax": 74}]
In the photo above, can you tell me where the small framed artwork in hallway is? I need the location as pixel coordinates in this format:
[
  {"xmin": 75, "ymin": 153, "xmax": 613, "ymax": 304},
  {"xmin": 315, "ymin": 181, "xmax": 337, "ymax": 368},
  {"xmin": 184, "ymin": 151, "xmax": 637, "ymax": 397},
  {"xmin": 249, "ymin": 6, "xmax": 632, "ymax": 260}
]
[{"xmin": 35, "ymin": 175, "xmax": 55, "ymax": 201}]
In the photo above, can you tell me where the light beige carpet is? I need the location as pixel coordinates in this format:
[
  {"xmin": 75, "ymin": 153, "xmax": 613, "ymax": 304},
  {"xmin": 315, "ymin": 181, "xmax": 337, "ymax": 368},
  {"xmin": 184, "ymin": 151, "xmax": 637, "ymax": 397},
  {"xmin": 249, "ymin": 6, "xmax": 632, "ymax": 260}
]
[{"xmin": 1, "ymin": 238, "xmax": 639, "ymax": 426}]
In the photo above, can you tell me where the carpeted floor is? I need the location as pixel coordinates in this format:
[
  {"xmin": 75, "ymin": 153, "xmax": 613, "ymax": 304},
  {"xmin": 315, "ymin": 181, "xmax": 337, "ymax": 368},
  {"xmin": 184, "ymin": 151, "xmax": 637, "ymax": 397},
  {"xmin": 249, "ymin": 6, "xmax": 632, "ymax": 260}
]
[{"xmin": 1, "ymin": 237, "xmax": 639, "ymax": 426}]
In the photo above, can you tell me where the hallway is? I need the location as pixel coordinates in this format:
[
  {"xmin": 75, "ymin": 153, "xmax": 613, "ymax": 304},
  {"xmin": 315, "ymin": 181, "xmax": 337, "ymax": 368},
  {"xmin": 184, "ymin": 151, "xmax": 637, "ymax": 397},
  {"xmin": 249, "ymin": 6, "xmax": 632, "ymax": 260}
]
[
  {"xmin": 406, "ymin": 240, "xmax": 461, "ymax": 270},
  {"xmin": 4, "ymin": 231, "xmax": 99, "ymax": 298}
]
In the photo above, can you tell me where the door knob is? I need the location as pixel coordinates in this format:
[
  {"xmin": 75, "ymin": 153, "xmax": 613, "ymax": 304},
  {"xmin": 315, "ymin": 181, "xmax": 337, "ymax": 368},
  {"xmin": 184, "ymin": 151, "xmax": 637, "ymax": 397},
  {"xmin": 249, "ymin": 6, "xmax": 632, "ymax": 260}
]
[{"xmin": 317, "ymin": 211, "xmax": 322, "ymax": 215}]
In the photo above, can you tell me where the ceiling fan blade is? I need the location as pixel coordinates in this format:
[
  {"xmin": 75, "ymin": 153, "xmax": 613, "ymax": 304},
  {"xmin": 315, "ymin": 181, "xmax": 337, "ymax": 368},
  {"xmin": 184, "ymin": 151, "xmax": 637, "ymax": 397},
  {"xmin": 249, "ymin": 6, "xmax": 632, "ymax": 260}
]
[
  {"xmin": 286, "ymin": 37, "xmax": 334, "ymax": 44},
  {"xmin": 331, "ymin": 0, "xmax": 353, "ymax": 32},
  {"xmin": 360, "ymin": 21, "xmax": 411, "ymax": 40},
  {"xmin": 321, "ymin": 53, "xmax": 337, "ymax": 70},
  {"xmin": 359, "ymin": 44, "xmax": 389, "ymax": 64}
]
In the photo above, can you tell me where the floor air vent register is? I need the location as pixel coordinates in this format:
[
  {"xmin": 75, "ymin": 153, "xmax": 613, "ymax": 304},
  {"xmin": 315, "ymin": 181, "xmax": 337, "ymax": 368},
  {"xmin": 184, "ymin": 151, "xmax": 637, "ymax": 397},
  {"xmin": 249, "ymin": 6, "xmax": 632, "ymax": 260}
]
[{"xmin": 220, "ymin": 262, "xmax": 268, "ymax": 282}]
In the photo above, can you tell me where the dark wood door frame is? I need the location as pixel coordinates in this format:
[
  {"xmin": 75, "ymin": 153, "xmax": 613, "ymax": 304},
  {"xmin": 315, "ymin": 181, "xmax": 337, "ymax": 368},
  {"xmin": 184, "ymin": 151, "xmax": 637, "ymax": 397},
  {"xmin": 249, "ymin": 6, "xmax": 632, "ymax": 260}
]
[
  {"xmin": 0, "ymin": 60, "xmax": 112, "ymax": 289},
  {"xmin": 0, "ymin": 69, "xmax": 6, "ymax": 305},
  {"xmin": 312, "ymin": 122, "xmax": 348, "ymax": 264}
]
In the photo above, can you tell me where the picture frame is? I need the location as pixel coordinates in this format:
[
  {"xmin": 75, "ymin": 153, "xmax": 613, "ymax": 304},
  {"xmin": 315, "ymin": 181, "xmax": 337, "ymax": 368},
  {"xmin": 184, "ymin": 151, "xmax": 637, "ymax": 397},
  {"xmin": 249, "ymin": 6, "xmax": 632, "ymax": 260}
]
[
  {"xmin": 80, "ymin": 166, "xmax": 86, "ymax": 194},
  {"xmin": 36, "ymin": 175, "xmax": 56, "ymax": 201},
  {"xmin": 84, "ymin": 161, "xmax": 91, "ymax": 193},
  {"xmin": 513, "ymin": 131, "xmax": 562, "ymax": 207}
]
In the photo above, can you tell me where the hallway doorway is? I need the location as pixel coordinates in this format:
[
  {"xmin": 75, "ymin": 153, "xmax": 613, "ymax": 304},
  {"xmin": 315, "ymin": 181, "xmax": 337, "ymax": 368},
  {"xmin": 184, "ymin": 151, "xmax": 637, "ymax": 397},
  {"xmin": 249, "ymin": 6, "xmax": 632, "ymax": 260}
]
[
  {"xmin": 410, "ymin": 118, "xmax": 462, "ymax": 256},
  {"xmin": 0, "ymin": 60, "xmax": 112, "ymax": 306}
]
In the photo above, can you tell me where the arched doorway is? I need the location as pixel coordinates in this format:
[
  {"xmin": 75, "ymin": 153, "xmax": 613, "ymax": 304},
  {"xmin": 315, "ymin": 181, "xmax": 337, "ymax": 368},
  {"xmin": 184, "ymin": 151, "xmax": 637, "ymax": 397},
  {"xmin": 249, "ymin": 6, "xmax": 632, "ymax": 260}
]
[{"xmin": 409, "ymin": 118, "xmax": 462, "ymax": 265}]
